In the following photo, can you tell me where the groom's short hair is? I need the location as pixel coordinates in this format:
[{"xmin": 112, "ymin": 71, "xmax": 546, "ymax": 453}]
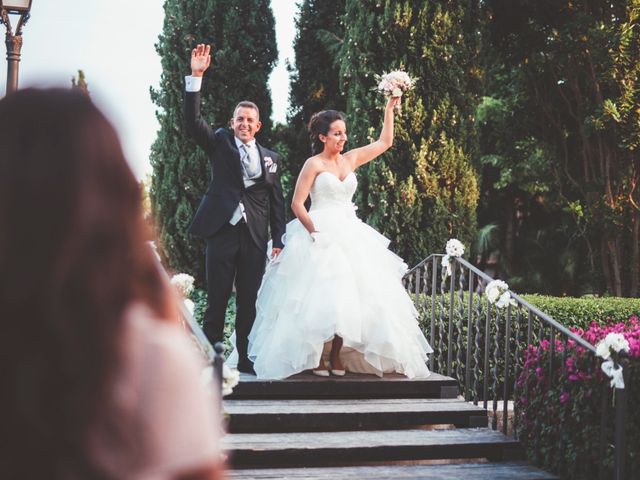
[{"xmin": 233, "ymin": 101, "xmax": 260, "ymax": 120}]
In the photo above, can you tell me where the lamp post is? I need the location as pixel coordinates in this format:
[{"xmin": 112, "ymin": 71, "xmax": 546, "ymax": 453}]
[{"xmin": 0, "ymin": 0, "xmax": 32, "ymax": 95}]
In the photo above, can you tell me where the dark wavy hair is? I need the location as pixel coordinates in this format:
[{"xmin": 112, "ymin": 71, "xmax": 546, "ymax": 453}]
[
  {"xmin": 0, "ymin": 88, "xmax": 176, "ymax": 478},
  {"xmin": 307, "ymin": 109, "xmax": 345, "ymax": 155}
]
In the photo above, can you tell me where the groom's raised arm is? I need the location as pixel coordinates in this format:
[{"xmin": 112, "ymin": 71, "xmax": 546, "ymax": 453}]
[{"xmin": 183, "ymin": 44, "xmax": 216, "ymax": 150}]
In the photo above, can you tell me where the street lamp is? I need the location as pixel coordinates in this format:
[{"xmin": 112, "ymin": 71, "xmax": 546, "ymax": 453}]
[{"xmin": 0, "ymin": 0, "xmax": 33, "ymax": 95}]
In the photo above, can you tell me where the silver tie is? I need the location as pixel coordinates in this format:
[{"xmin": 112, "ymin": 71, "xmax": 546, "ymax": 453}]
[{"xmin": 240, "ymin": 144, "xmax": 261, "ymax": 180}]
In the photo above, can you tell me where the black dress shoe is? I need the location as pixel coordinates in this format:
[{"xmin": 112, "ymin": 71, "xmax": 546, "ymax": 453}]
[{"xmin": 237, "ymin": 361, "xmax": 256, "ymax": 375}]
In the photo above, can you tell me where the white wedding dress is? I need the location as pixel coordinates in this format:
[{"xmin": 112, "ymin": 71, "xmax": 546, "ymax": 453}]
[{"xmin": 247, "ymin": 170, "xmax": 433, "ymax": 379}]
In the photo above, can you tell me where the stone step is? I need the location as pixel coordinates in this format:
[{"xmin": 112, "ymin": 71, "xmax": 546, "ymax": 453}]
[
  {"xmin": 225, "ymin": 398, "xmax": 488, "ymax": 433},
  {"xmin": 228, "ymin": 372, "xmax": 458, "ymax": 400},
  {"xmin": 228, "ymin": 461, "xmax": 558, "ymax": 479},
  {"xmin": 225, "ymin": 428, "xmax": 524, "ymax": 469}
]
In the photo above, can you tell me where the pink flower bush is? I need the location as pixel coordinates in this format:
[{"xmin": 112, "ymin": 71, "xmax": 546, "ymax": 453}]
[{"xmin": 516, "ymin": 315, "xmax": 640, "ymax": 478}]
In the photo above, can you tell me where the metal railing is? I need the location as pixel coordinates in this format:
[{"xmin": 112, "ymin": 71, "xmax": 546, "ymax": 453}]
[
  {"xmin": 153, "ymin": 253, "xmax": 224, "ymax": 390},
  {"xmin": 403, "ymin": 254, "xmax": 632, "ymax": 480},
  {"xmin": 176, "ymin": 299, "xmax": 225, "ymax": 390}
]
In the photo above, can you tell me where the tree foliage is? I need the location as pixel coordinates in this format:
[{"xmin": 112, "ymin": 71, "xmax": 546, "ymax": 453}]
[
  {"xmin": 150, "ymin": 0, "xmax": 277, "ymax": 280},
  {"xmin": 276, "ymin": 0, "xmax": 346, "ymax": 216},
  {"xmin": 71, "ymin": 70, "xmax": 89, "ymax": 94},
  {"xmin": 338, "ymin": 0, "xmax": 481, "ymax": 265},
  {"xmin": 481, "ymin": 0, "xmax": 640, "ymax": 296}
]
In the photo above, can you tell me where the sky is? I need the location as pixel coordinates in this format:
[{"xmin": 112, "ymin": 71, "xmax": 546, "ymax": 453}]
[{"xmin": 0, "ymin": 0, "xmax": 297, "ymax": 179}]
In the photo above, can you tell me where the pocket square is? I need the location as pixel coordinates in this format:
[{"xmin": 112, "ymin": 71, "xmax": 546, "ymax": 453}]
[{"xmin": 268, "ymin": 163, "xmax": 278, "ymax": 173}]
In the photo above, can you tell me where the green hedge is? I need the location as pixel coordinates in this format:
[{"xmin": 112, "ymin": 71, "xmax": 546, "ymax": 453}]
[
  {"xmin": 190, "ymin": 288, "xmax": 236, "ymax": 357},
  {"xmin": 520, "ymin": 294, "xmax": 640, "ymax": 330}
]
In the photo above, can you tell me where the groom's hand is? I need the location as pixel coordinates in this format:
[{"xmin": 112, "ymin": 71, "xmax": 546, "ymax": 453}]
[
  {"xmin": 191, "ymin": 44, "xmax": 211, "ymax": 77},
  {"xmin": 271, "ymin": 248, "xmax": 282, "ymax": 258}
]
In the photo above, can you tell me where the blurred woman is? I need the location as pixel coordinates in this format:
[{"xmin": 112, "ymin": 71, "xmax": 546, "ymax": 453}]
[{"xmin": 0, "ymin": 88, "xmax": 223, "ymax": 479}]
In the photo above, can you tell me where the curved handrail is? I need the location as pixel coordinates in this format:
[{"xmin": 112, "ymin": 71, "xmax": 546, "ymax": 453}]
[
  {"xmin": 404, "ymin": 253, "xmax": 596, "ymax": 353},
  {"xmin": 403, "ymin": 251, "xmax": 630, "ymax": 478}
]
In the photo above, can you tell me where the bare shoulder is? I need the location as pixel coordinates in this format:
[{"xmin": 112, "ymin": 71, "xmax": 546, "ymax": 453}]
[{"xmin": 301, "ymin": 156, "xmax": 324, "ymax": 175}]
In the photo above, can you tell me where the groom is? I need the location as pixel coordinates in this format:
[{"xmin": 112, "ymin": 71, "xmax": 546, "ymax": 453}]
[{"xmin": 184, "ymin": 44, "xmax": 286, "ymax": 374}]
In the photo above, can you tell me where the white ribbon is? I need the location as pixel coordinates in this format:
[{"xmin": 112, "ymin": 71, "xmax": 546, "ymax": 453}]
[
  {"xmin": 601, "ymin": 359, "xmax": 625, "ymax": 389},
  {"xmin": 441, "ymin": 254, "xmax": 453, "ymax": 278}
]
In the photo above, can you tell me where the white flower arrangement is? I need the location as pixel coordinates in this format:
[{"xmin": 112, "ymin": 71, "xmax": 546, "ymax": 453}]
[
  {"xmin": 170, "ymin": 273, "xmax": 195, "ymax": 298},
  {"xmin": 485, "ymin": 279, "xmax": 516, "ymax": 309},
  {"xmin": 441, "ymin": 238, "xmax": 465, "ymax": 278},
  {"xmin": 596, "ymin": 332, "xmax": 630, "ymax": 389},
  {"xmin": 222, "ymin": 364, "xmax": 241, "ymax": 396},
  {"xmin": 200, "ymin": 364, "xmax": 241, "ymax": 397},
  {"xmin": 377, "ymin": 70, "xmax": 416, "ymax": 97}
]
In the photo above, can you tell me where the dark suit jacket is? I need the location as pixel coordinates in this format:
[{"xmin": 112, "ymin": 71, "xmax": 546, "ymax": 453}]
[{"xmin": 184, "ymin": 91, "xmax": 286, "ymax": 250}]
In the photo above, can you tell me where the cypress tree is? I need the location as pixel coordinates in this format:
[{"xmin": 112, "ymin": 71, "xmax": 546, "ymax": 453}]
[
  {"xmin": 339, "ymin": 1, "xmax": 481, "ymax": 265},
  {"xmin": 150, "ymin": 0, "xmax": 277, "ymax": 279},
  {"xmin": 71, "ymin": 70, "xmax": 89, "ymax": 95},
  {"xmin": 285, "ymin": 0, "xmax": 347, "ymax": 183}
]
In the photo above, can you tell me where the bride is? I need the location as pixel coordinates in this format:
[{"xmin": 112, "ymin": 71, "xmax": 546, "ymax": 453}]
[{"xmin": 247, "ymin": 95, "xmax": 433, "ymax": 379}]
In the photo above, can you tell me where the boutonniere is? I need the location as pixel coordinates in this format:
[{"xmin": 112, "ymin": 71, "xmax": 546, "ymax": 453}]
[{"xmin": 264, "ymin": 156, "xmax": 277, "ymax": 173}]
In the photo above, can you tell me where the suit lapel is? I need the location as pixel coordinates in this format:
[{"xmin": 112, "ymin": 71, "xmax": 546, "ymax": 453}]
[
  {"xmin": 256, "ymin": 144, "xmax": 267, "ymax": 180},
  {"xmin": 229, "ymin": 133, "xmax": 245, "ymax": 186}
]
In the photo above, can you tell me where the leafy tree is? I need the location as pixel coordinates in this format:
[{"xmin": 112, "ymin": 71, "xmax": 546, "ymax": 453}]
[
  {"xmin": 150, "ymin": 0, "xmax": 277, "ymax": 280},
  {"xmin": 339, "ymin": 0, "xmax": 481, "ymax": 265},
  {"xmin": 484, "ymin": 0, "xmax": 640, "ymax": 296}
]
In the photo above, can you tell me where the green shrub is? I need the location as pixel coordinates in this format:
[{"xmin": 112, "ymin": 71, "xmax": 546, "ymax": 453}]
[
  {"xmin": 190, "ymin": 288, "xmax": 236, "ymax": 358},
  {"xmin": 411, "ymin": 289, "xmax": 640, "ymax": 403},
  {"xmin": 520, "ymin": 294, "xmax": 640, "ymax": 330}
]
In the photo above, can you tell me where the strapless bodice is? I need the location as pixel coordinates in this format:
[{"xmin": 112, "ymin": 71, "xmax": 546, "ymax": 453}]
[{"xmin": 309, "ymin": 171, "xmax": 357, "ymax": 211}]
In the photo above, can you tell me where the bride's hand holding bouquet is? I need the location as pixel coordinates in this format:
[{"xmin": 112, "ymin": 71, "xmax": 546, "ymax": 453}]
[{"xmin": 376, "ymin": 70, "xmax": 416, "ymax": 111}]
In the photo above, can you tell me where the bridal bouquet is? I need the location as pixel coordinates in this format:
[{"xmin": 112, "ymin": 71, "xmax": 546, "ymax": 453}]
[{"xmin": 376, "ymin": 70, "xmax": 416, "ymax": 98}]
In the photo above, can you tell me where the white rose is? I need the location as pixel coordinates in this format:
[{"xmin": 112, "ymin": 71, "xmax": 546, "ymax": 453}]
[
  {"xmin": 496, "ymin": 291, "xmax": 512, "ymax": 308},
  {"xmin": 486, "ymin": 285, "xmax": 500, "ymax": 303},
  {"xmin": 596, "ymin": 340, "xmax": 611, "ymax": 360},
  {"xmin": 445, "ymin": 238, "xmax": 465, "ymax": 257},
  {"xmin": 605, "ymin": 333, "xmax": 629, "ymax": 353},
  {"xmin": 170, "ymin": 273, "xmax": 195, "ymax": 297},
  {"xmin": 391, "ymin": 87, "xmax": 403, "ymax": 97}
]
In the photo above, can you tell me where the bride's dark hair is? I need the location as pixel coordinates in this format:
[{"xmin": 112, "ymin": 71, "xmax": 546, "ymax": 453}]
[{"xmin": 308, "ymin": 110, "xmax": 345, "ymax": 155}]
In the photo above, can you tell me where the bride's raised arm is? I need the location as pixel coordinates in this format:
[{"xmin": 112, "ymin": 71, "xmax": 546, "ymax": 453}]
[{"xmin": 345, "ymin": 95, "xmax": 400, "ymax": 169}]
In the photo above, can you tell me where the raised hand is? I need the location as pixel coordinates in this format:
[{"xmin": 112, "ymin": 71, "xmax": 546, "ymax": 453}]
[
  {"xmin": 191, "ymin": 44, "xmax": 211, "ymax": 77},
  {"xmin": 386, "ymin": 95, "xmax": 401, "ymax": 111}
]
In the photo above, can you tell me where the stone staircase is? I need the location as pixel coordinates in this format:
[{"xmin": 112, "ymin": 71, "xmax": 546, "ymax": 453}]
[{"xmin": 223, "ymin": 372, "xmax": 557, "ymax": 479}]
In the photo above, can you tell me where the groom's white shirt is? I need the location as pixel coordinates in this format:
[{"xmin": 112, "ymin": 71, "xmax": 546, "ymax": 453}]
[{"xmin": 185, "ymin": 75, "xmax": 256, "ymax": 226}]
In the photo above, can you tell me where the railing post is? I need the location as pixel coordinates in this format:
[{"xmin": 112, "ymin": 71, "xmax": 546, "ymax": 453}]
[
  {"xmin": 448, "ymin": 265, "xmax": 456, "ymax": 377},
  {"xmin": 213, "ymin": 342, "xmax": 225, "ymax": 395},
  {"xmin": 614, "ymin": 354, "xmax": 629, "ymax": 480},
  {"xmin": 614, "ymin": 387, "xmax": 627, "ymax": 480},
  {"xmin": 430, "ymin": 256, "xmax": 437, "ymax": 372}
]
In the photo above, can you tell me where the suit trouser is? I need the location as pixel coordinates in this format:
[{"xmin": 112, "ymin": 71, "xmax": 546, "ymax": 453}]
[{"xmin": 202, "ymin": 221, "xmax": 266, "ymax": 363}]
